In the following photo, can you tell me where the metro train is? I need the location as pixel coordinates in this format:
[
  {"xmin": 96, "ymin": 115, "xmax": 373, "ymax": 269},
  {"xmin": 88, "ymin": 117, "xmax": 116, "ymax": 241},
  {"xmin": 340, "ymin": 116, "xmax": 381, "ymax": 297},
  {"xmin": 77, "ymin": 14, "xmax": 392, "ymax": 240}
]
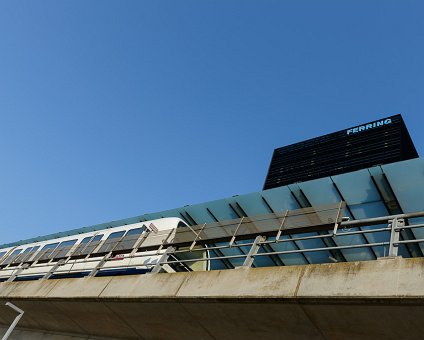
[{"xmin": 0, "ymin": 217, "xmax": 208, "ymax": 282}]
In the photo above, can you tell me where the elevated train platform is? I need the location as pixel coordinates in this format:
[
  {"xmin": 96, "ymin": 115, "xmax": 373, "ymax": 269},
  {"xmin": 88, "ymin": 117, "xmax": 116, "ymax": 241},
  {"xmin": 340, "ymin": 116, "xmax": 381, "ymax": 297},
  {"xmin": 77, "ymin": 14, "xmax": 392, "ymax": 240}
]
[{"xmin": 1, "ymin": 116, "xmax": 423, "ymax": 339}]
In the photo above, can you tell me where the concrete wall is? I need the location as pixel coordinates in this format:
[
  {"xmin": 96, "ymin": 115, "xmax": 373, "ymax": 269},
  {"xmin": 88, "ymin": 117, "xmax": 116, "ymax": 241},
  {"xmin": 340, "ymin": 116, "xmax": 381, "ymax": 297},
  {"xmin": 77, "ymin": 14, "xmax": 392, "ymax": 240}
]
[
  {"xmin": 1, "ymin": 257, "xmax": 424, "ymax": 339},
  {"xmin": 0, "ymin": 326, "xmax": 113, "ymax": 339}
]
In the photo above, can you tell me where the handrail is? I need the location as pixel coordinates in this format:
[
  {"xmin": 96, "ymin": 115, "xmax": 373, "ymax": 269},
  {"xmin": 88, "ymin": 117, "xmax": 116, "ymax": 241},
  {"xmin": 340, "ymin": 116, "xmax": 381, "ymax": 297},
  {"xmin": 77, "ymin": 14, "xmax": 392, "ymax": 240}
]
[{"xmin": 0, "ymin": 205, "xmax": 424, "ymax": 280}]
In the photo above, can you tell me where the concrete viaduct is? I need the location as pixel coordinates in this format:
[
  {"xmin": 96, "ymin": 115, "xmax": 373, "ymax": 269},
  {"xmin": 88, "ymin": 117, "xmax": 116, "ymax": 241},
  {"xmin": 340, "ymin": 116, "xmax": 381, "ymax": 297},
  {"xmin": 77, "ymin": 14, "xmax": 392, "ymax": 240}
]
[{"xmin": 0, "ymin": 256, "xmax": 423, "ymax": 339}]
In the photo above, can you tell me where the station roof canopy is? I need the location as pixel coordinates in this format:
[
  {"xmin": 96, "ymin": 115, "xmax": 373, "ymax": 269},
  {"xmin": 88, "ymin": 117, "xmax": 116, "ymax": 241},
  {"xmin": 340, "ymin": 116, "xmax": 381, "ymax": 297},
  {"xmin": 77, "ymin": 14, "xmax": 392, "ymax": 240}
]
[{"xmin": 3, "ymin": 158, "xmax": 424, "ymax": 267}]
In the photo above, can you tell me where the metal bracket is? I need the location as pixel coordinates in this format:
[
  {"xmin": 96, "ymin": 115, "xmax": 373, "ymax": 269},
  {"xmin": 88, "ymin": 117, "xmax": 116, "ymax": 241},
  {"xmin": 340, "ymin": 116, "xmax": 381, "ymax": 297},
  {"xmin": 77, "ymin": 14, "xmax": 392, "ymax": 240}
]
[
  {"xmin": 88, "ymin": 253, "xmax": 111, "ymax": 277},
  {"xmin": 229, "ymin": 217, "xmax": 245, "ymax": 247},
  {"xmin": 2, "ymin": 302, "xmax": 24, "ymax": 340},
  {"xmin": 332, "ymin": 201, "xmax": 344, "ymax": 237},
  {"xmin": 276, "ymin": 210, "xmax": 288, "ymax": 241},
  {"xmin": 150, "ymin": 247, "xmax": 175, "ymax": 273},
  {"xmin": 130, "ymin": 231, "xmax": 150, "ymax": 256},
  {"xmin": 388, "ymin": 218, "xmax": 403, "ymax": 257},
  {"xmin": 189, "ymin": 223, "xmax": 206, "ymax": 251},
  {"xmin": 87, "ymin": 232, "xmax": 130, "ymax": 277},
  {"xmin": 6, "ymin": 264, "xmax": 30, "ymax": 283},
  {"xmin": 238, "ymin": 235, "xmax": 266, "ymax": 268},
  {"xmin": 42, "ymin": 259, "xmax": 66, "ymax": 280}
]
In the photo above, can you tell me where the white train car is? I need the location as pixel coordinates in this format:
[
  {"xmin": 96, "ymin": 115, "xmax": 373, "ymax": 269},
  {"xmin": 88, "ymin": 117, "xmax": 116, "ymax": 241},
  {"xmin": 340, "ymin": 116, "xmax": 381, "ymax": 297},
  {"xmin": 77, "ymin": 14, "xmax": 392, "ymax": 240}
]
[{"xmin": 0, "ymin": 217, "xmax": 208, "ymax": 282}]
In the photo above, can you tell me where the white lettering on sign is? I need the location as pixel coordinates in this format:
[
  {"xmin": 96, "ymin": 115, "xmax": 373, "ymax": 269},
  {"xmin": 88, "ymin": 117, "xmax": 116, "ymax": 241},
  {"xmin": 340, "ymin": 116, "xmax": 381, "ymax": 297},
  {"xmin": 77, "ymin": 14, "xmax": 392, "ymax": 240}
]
[{"xmin": 346, "ymin": 118, "xmax": 392, "ymax": 135}]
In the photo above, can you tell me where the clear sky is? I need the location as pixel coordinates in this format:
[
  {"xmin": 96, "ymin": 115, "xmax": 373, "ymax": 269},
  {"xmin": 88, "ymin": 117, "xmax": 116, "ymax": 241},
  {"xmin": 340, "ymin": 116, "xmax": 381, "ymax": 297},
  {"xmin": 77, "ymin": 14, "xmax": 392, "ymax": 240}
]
[{"xmin": 0, "ymin": 1, "xmax": 423, "ymax": 244}]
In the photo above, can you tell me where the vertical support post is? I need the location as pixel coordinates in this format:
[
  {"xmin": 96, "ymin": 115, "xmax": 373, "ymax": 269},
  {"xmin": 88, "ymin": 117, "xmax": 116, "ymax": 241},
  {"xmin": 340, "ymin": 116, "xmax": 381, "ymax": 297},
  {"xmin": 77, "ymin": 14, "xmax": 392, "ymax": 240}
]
[
  {"xmin": 2, "ymin": 302, "xmax": 24, "ymax": 340},
  {"xmin": 130, "ymin": 231, "xmax": 150, "ymax": 256},
  {"xmin": 6, "ymin": 264, "xmax": 29, "ymax": 283},
  {"xmin": 229, "ymin": 217, "xmax": 245, "ymax": 247},
  {"xmin": 151, "ymin": 246, "xmax": 175, "ymax": 273},
  {"xmin": 332, "ymin": 201, "xmax": 344, "ymax": 237},
  {"xmin": 239, "ymin": 235, "xmax": 266, "ymax": 268},
  {"xmin": 156, "ymin": 230, "xmax": 174, "ymax": 255},
  {"xmin": 276, "ymin": 210, "xmax": 288, "ymax": 241},
  {"xmin": 88, "ymin": 253, "xmax": 111, "ymax": 277},
  {"xmin": 189, "ymin": 223, "xmax": 206, "ymax": 251},
  {"xmin": 42, "ymin": 259, "xmax": 66, "ymax": 280},
  {"xmin": 388, "ymin": 218, "xmax": 402, "ymax": 257}
]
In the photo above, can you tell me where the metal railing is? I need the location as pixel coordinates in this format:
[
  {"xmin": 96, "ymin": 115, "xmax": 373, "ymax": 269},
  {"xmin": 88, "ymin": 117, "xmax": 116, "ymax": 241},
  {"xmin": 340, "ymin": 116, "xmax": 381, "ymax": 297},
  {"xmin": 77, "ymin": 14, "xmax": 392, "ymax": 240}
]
[
  {"xmin": 134, "ymin": 205, "xmax": 424, "ymax": 271},
  {"xmin": 1, "ymin": 202, "xmax": 424, "ymax": 280}
]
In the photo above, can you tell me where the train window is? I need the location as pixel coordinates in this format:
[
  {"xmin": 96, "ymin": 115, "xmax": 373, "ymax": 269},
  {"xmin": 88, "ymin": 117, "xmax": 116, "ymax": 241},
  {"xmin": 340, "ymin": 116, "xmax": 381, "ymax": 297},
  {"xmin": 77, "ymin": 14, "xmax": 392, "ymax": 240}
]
[
  {"xmin": 0, "ymin": 251, "xmax": 6, "ymax": 262},
  {"xmin": 12, "ymin": 247, "xmax": 33, "ymax": 264},
  {"xmin": 115, "ymin": 228, "xmax": 145, "ymax": 251},
  {"xmin": 34, "ymin": 242, "xmax": 60, "ymax": 261},
  {"xmin": 71, "ymin": 236, "xmax": 94, "ymax": 256},
  {"xmin": 77, "ymin": 234, "xmax": 104, "ymax": 256},
  {"xmin": 129, "ymin": 227, "xmax": 147, "ymax": 236},
  {"xmin": 22, "ymin": 246, "xmax": 40, "ymax": 262},
  {"xmin": 80, "ymin": 236, "xmax": 93, "ymax": 244},
  {"xmin": 1, "ymin": 249, "xmax": 22, "ymax": 265},
  {"xmin": 95, "ymin": 231, "xmax": 126, "ymax": 254},
  {"xmin": 108, "ymin": 231, "xmax": 126, "ymax": 239},
  {"xmin": 92, "ymin": 235, "xmax": 103, "ymax": 241},
  {"xmin": 51, "ymin": 239, "xmax": 78, "ymax": 259}
]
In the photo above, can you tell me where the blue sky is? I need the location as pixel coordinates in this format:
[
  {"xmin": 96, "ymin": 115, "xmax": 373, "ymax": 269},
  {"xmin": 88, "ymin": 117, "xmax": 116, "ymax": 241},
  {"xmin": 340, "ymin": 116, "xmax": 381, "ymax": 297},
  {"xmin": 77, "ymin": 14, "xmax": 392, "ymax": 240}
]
[{"xmin": 0, "ymin": 1, "xmax": 423, "ymax": 243}]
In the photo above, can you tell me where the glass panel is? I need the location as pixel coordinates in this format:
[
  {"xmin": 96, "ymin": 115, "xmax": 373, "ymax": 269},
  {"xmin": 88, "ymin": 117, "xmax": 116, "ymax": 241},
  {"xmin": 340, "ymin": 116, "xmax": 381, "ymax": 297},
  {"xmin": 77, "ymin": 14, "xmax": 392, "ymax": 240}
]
[
  {"xmin": 71, "ymin": 236, "xmax": 93, "ymax": 256},
  {"xmin": 236, "ymin": 192, "xmax": 272, "ymax": 215},
  {"xmin": 349, "ymin": 202, "xmax": 393, "ymax": 257},
  {"xmin": 262, "ymin": 185, "xmax": 330, "ymax": 264},
  {"xmin": 34, "ymin": 243, "xmax": 60, "ymax": 261},
  {"xmin": 205, "ymin": 200, "xmax": 240, "ymax": 221},
  {"xmin": 236, "ymin": 238, "xmax": 275, "ymax": 267},
  {"xmin": 80, "ymin": 236, "xmax": 92, "ymax": 244},
  {"xmin": 279, "ymin": 183, "xmax": 332, "ymax": 264},
  {"xmin": 22, "ymin": 246, "xmax": 40, "ymax": 262},
  {"xmin": 51, "ymin": 239, "xmax": 78, "ymax": 259},
  {"xmin": 267, "ymin": 235, "xmax": 308, "ymax": 266},
  {"xmin": 382, "ymin": 159, "xmax": 424, "ymax": 213},
  {"xmin": 261, "ymin": 186, "xmax": 309, "ymax": 265},
  {"xmin": 237, "ymin": 190, "xmax": 328, "ymax": 265},
  {"xmin": 114, "ymin": 227, "xmax": 147, "ymax": 251},
  {"xmin": 160, "ymin": 209, "xmax": 191, "ymax": 222},
  {"xmin": 333, "ymin": 172, "xmax": 394, "ymax": 258},
  {"xmin": 1, "ymin": 249, "xmax": 22, "ymax": 265},
  {"xmin": 333, "ymin": 169, "xmax": 381, "ymax": 204},
  {"xmin": 215, "ymin": 241, "xmax": 245, "ymax": 267},
  {"xmin": 185, "ymin": 206, "xmax": 217, "ymax": 224},
  {"xmin": 79, "ymin": 234, "xmax": 104, "ymax": 256},
  {"xmin": 383, "ymin": 159, "xmax": 424, "ymax": 253},
  {"xmin": 12, "ymin": 247, "xmax": 33, "ymax": 264},
  {"xmin": 298, "ymin": 178, "xmax": 375, "ymax": 262},
  {"xmin": 95, "ymin": 231, "xmax": 126, "ymax": 254},
  {"xmin": 368, "ymin": 167, "xmax": 402, "ymax": 214},
  {"xmin": 262, "ymin": 186, "xmax": 299, "ymax": 212}
]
